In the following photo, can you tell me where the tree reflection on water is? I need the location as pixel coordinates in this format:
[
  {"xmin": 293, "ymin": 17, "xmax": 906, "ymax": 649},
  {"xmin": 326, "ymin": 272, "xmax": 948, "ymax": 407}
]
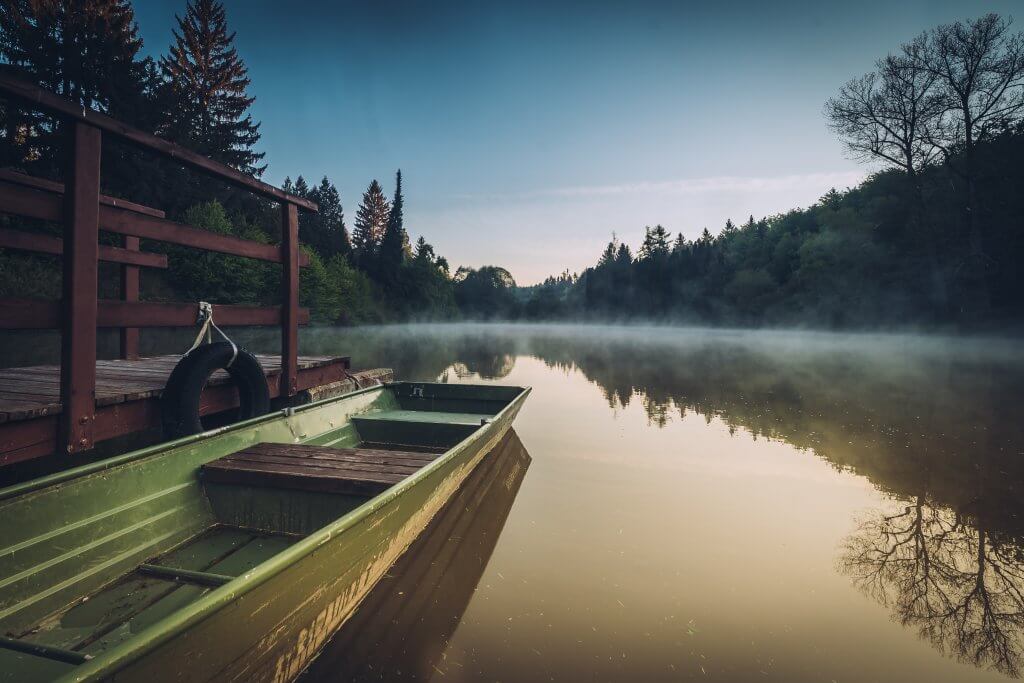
[
  {"xmin": 841, "ymin": 498, "xmax": 1024, "ymax": 677},
  {"xmin": 279, "ymin": 324, "xmax": 1024, "ymax": 677}
]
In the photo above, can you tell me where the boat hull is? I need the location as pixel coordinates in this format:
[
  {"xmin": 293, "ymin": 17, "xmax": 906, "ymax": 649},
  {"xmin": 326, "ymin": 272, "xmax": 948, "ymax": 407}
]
[{"xmin": 59, "ymin": 385, "xmax": 529, "ymax": 683}]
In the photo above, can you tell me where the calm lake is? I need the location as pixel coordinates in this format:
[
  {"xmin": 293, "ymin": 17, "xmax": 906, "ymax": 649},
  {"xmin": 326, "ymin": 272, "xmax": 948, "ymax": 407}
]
[
  {"xmin": 7, "ymin": 323, "xmax": 1024, "ymax": 681},
  {"xmin": 303, "ymin": 324, "xmax": 1024, "ymax": 682}
]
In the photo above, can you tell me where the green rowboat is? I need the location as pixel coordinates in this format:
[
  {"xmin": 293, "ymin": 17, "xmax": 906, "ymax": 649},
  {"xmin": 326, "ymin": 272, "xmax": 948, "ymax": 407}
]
[{"xmin": 0, "ymin": 381, "xmax": 530, "ymax": 682}]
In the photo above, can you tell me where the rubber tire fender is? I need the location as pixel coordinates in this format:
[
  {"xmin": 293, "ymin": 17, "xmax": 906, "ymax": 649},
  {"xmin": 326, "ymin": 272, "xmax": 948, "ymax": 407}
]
[{"xmin": 161, "ymin": 342, "xmax": 271, "ymax": 439}]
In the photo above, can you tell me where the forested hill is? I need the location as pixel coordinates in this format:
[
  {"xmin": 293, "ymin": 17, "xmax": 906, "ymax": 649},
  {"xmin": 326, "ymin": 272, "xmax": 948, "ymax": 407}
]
[
  {"xmin": 1, "ymin": 4, "xmax": 1023, "ymax": 331},
  {"xmin": 519, "ymin": 123, "xmax": 1024, "ymax": 329},
  {"xmin": 519, "ymin": 13, "xmax": 1024, "ymax": 330}
]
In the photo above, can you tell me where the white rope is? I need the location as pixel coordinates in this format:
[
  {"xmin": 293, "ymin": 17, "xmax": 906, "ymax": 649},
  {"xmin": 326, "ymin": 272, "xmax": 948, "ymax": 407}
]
[{"xmin": 184, "ymin": 301, "xmax": 239, "ymax": 367}]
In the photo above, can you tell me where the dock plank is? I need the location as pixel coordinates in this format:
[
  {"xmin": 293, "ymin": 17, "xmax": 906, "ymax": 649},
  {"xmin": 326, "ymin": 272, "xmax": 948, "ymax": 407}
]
[{"xmin": 0, "ymin": 354, "xmax": 350, "ymax": 423}]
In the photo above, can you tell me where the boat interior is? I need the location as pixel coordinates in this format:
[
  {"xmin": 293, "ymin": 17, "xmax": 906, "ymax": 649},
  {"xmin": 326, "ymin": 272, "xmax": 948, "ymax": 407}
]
[{"xmin": 0, "ymin": 382, "xmax": 524, "ymax": 680}]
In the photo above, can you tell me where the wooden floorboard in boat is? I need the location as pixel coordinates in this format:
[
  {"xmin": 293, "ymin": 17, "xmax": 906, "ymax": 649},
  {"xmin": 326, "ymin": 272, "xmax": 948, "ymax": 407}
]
[
  {"xmin": 201, "ymin": 443, "xmax": 443, "ymax": 497},
  {"xmin": 18, "ymin": 526, "xmax": 301, "ymax": 658}
]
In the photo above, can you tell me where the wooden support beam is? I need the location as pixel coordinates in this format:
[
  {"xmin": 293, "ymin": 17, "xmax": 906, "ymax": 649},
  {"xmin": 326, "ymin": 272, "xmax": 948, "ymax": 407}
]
[
  {"xmin": 0, "ymin": 298, "xmax": 60, "ymax": 328},
  {"xmin": 98, "ymin": 204, "xmax": 311, "ymax": 266},
  {"xmin": 95, "ymin": 302, "xmax": 311, "ymax": 328},
  {"xmin": 60, "ymin": 123, "xmax": 101, "ymax": 454},
  {"xmin": 0, "ymin": 181, "xmax": 309, "ymax": 266},
  {"xmin": 0, "ymin": 168, "xmax": 165, "ymax": 217},
  {"xmin": 0, "ymin": 227, "xmax": 168, "ymax": 268},
  {"xmin": 0, "ymin": 74, "xmax": 318, "ymax": 212},
  {"xmin": 0, "ymin": 359, "xmax": 352, "ymax": 465},
  {"xmin": 280, "ymin": 201, "xmax": 300, "ymax": 398},
  {"xmin": 0, "ymin": 299, "xmax": 311, "ymax": 329},
  {"xmin": 120, "ymin": 235, "xmax": 140, "ymax": 359}
]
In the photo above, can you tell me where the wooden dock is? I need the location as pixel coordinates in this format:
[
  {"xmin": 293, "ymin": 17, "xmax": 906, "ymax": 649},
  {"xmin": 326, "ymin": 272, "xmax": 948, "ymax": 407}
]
[
  {"xmin": 0, "ymin": 74, "xmax": 386, "ymax": 470},
  {"xmin": 0, "ymin": 355, "xmax": 373, "ymax": 466}
]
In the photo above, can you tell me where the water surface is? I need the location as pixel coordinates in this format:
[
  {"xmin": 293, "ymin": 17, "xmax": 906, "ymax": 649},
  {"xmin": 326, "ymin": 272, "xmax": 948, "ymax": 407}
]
[
  {"xmin": 287, "ymin": 324, "xmax": 1024, "ymax": 682},
  {"xmin": 8, "ymin": 323, "xmax": 1024, "ymax": 681}
]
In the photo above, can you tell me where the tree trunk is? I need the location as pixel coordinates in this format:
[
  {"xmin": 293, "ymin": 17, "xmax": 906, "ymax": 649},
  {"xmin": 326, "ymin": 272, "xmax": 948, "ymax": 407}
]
[
  {"xmin": 909, "ymin": 171, "xmax": 948, "ymax": 316},
  {"xmin": 961, "ymin": 141, "xmax": 993, "ymax": 320}
]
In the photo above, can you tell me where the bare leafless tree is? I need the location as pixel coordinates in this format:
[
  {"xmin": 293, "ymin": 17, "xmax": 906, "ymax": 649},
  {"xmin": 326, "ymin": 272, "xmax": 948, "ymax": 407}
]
[
  {"xmin": 825, "ymin": 50, "xmax": 946, "ymax": 305},
  {"xmin": 911, "ymin": 14, "xmax": 1024, "ymax": 284},
  {"xmin": 825, "ymin": 54, "xmax": 940, "ymax": 174}
]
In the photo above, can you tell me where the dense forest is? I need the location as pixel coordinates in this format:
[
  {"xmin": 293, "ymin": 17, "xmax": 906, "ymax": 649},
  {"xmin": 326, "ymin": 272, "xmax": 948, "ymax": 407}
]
[
  {"xmin": 0, "ymin": 0, "xmax": 458, "ymax": 323},
  {"xmin": 521, "ymin": 14, "xmax": 1024, "ymax": 329},
  {"xmin": 1, "ymin": 4, "xmax": 1023, "ymax": 330}
]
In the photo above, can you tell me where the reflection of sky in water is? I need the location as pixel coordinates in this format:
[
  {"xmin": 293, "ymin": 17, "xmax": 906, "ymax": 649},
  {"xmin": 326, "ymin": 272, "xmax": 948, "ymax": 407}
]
[
  {"xmin": 7, "ymin": 324, "xmax": 1022, "ymax": 680},
  {"xmin": 291, "ymin": 325, "xmax": 1024, "ymax": 682}
]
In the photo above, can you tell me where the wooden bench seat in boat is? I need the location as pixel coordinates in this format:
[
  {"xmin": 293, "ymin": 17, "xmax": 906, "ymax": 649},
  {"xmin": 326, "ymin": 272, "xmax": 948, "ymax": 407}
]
[{"xmin": 201, "ymin": 443, "xmax": 443, "ymax": 496}]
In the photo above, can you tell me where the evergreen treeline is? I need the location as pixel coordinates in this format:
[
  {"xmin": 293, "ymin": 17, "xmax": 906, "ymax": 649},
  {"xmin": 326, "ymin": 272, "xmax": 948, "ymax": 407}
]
[
  {"xmin": 517, "ymin": 13, "xmax": 1024, "ymax": 329},
  {"xmin": 2, "ymin": 5, "xmax": 1024, "ymax": 330},
  {"xmin": 0, "ymin": 0, "xmax": 456, "ymax": 323}
]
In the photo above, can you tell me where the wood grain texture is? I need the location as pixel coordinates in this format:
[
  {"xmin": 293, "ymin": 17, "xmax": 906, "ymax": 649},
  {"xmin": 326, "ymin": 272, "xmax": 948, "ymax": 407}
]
[
  {"xmin": 0, "ymin": 228, "xmax": 168, "ymax": 269},
  {"xmin": 201, "ymin": 443, "xmax": 441, "ymax": 497},
  {"xmin": 0, "ymin": 74, "xmax": 317, "ymax": 212},
  {"xmin": 280, "ymin": 202, "xmax": 300, "ymax": 398},
  {"xmin": 0, "ymin": 359, "xmax": 380, "ymax": 467},
  {"xmin": 60, "ymin": 123, "xmax": 101, "ymax": 454},
  {"xmin": 0, "ymin": 168, "xmax": 166, "ymax": 217},
  {"xmin": 0, "ymin": 181, "xmax": 309, "ymax": 266},
  {"xmin": 0, "ymin": 301, "xmax": 311, "ymax": 329}
]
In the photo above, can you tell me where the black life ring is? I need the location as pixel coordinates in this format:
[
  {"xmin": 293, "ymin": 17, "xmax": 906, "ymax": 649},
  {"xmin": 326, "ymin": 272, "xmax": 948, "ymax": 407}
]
[{"xmin": 161, "ymin": 342, "xmax": 271, "ymax": 439}]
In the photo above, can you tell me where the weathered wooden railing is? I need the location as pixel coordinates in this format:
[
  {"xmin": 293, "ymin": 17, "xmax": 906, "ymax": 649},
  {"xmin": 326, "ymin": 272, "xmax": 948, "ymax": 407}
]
[{"xmin": 0, "ymin": 74, "xmax": 318, "ymax": 455}]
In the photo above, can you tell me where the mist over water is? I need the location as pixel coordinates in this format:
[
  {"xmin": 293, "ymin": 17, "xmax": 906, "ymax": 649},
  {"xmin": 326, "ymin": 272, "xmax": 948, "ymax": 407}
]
[
  {"xmin": 284, "ymin": 323, "xmax": 1024, "ymax": 682},
  {"xmin": 4, "ymin": 323, "xmax": 1023, "ymax": 679}
]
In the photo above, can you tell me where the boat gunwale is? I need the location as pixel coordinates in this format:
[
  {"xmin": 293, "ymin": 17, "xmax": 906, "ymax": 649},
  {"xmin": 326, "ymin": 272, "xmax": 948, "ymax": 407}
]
[
  {"xmin": 50, "ymin": 382, "xmax": 531, "ymax": 682},
  {"xmin": 0, "ymin": 383, "xmax": 386, "ymax": 504}
]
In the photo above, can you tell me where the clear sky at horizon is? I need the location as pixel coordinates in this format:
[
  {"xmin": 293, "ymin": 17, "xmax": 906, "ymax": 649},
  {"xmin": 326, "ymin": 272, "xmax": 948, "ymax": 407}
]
[{"xmin": 133, "ymin": 1, "xmax": 1020, "ymax": 284}]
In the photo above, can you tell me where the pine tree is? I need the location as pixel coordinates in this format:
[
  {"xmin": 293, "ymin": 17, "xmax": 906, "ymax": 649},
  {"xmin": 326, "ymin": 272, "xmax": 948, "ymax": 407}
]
[
  {"xmin": 302, "ymin": 176, "xmax": 350, "ymax": 259},
  {"xmin": 414, "ymin": 235, "xmax": 434, "ymax": 261},
  {"xmin": 386, "ymin": 170, "xmax": 405, "ymax": 236},
  {"xmin": 598, "ymin": 235, "xmax": 618, "ymax": 267},
  {"xmin": 159, "ymin": 0, "xmax": 265, "ymax": 175},
  {"xmin": 615, "ymin": 242, "xmax": 633, "ymax": 265},
  {"xmin": 639, "ymin": 225, "xmax": 670, "ymax": 260},
  {"xmin": 0, "ymin": 0, "xmax": 150, "ymax": 169},
  {"xmin": 352, "ymin": 179, "xmax": 390, "ymax": 271},
  {"xmin": 380, "ymin": 169, "xmax": 409, "ymax": 284},
  {"xmin": 672, "ymin": 233, "xmax": 687, "ymax": 254},
  {"xmin": 292, "ymin": 175, "xmax": 309, "ymax": 197}
]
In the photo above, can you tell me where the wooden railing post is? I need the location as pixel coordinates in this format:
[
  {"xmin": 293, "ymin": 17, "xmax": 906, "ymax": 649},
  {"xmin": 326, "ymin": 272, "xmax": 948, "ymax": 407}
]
[
  {"xmin": 280, "ymin": 201, "xmax": 299, "ymax": 398},
  {"xmin": 60, "ymin": 122, "xmax": 101, "ymax": 453},
  {"xmin": 119, "ymin": 235, "xmax": 140, "ymax": 359}
]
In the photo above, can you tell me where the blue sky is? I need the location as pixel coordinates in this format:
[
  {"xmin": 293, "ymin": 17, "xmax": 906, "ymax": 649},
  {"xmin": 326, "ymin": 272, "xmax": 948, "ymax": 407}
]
[{"xmin": 134, "ymin": 1, "xmax": 1019, "ymax": 284}]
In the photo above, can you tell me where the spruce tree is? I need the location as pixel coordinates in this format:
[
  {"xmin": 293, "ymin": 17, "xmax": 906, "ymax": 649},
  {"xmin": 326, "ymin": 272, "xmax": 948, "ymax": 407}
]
[
  {"xmin": 598, "ymin": 234, "xmax": 619, "ymax": 267},
  {"xmin": 639, "ymin": 225, "xmax": 670, "ymax": 260},
  {"xmin": 380, "ymin": 170, "xmax": 409, "ymax": 284},
  {"xmin": 352, "ymin": 179, "xmax": 390, "ymax": 272},
  {"xmin": 386, "ymin": 170, "xmax": 405, "ymax": 240},
  {"xmin": 0, "ymin": 0, "xmax": 150, "ymax": 169},
  {"xmin": 302, "ymin": 176, "xmax": 350, "ymax": 259},
  {"xmin": 414, "ymin": 236, "xmax": 432, "ymax": 261},
  {"xmin": 159, "ymin": 0, "xmax": 265, "ymax": 175}
]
